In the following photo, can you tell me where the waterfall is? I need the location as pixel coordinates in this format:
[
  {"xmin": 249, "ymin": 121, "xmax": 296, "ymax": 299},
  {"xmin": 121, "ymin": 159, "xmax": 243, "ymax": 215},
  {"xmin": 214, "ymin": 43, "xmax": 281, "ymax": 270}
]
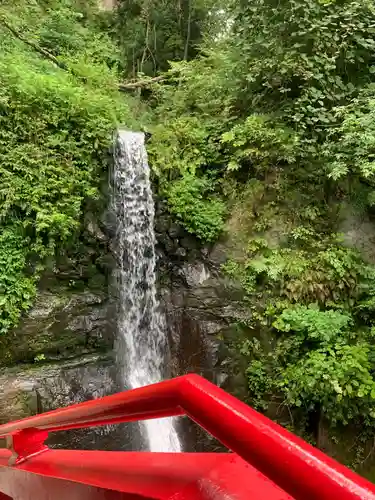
[{"xmin": 111, "ymin": 130, "xmax": 181, "ymax": 452}]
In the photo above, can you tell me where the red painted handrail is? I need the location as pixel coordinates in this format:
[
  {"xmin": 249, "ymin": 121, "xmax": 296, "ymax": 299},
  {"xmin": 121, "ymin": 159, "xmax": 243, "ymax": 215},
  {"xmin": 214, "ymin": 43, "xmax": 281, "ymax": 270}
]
[{"xmin": 0, "ymin": 374, "xmax": 374, "ymax": 500}]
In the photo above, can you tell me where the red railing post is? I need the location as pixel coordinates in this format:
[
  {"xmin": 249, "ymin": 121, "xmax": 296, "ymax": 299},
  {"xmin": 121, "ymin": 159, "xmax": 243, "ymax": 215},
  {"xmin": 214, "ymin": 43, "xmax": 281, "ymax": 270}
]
[{"xmin": 6, "ymin": 429, "xmax": 49, "ymax": 465}]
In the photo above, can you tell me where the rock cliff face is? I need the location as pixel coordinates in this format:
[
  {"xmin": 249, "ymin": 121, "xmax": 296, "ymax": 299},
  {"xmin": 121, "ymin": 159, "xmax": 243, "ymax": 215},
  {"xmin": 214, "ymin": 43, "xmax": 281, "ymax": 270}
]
[
  {"xmin": 154, "ymin": 200, "xmax": 375, "ymax": 477},
  {"xmin": 0, "ymin": 355, "xmax": 115, "ymax": 447},
  {"xmin": 155, "ymin": 202, "xmax": 248, "ymax": 387},
  {"xmin": 154, "ymin": 203, "xmax": 251, "ymax": 451},
  {"xmin": 5, "ymin": 288, "xmax": 113, "ymax": 366},
  {"xmin": 0, "ymin": 209, "xmax": 130, "ymax": 449},
  {"xmin": 0, "ymin": 222, "xmax": 147, "ymax": 448},
  {"xmin": 0, "ymin": 278, "xmax": 128, "ymax": 447},
  {"xmin": 0, "ymin": 199, "xmax": 245, "ymax": 452},
  {"xmin": 162, "ymin": 259, "xmax": 247, "ymax": 386}
]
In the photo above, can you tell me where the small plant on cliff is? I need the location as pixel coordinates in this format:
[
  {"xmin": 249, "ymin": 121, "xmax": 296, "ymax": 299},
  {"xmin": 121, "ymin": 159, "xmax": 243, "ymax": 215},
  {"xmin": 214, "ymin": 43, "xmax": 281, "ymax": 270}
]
[{"xmin": 34, "ymin": 353, "xmax": 46, "ymax": 363}]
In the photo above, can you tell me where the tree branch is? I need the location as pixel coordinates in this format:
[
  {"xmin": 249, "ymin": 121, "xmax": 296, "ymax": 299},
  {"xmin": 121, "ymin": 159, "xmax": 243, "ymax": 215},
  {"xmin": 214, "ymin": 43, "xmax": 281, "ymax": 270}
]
[
  {"xmin": 0, "ymin": 16, "xmax": 69, "ymax": 72},
  {"xmin": 0, "ymin": 14, "xmax": 179, "ymax": 93},
  {"xmin": 118, "ymin": 73, "xmax": 175, "ymax": 91}
]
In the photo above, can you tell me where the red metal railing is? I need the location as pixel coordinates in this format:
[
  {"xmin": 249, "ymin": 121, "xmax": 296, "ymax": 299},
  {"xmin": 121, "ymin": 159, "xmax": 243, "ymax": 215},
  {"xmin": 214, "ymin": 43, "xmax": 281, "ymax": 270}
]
[{"xmin": 0, "ymin": 374, "xmax": 374, "ymax": 500}]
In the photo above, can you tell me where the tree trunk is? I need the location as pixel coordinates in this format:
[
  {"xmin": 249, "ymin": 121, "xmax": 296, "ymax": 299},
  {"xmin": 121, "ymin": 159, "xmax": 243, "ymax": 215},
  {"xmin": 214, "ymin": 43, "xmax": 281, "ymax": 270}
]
[
  {"xmin": 140, "ymin": 20, "xmax": 150, "ymax": 73},
  {"xmin": 0, "ymin": 16, "xmax": 69, "ymax": 73},
  {"xmin": 184, "ymin": 0, "xmax": 192, "ymax": 61}
]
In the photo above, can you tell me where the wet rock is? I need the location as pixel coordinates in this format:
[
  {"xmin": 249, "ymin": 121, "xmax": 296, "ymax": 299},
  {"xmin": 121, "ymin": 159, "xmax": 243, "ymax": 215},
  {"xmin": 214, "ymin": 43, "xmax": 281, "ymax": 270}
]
[
  {"xmin": 0, "ymin": 354, "xmax": 138, "ymax": 451},
  {"xmin": 158, "ymin": 227, "xmax": 253, "ymax": 453},
  {"xmin": 201, "ymin": 247, "xmax": 210, "ymax": 258},
  {"xmin": 338, "ymin": 202, "xmax": 375, "ymax": 263},
  {"xmin": 155, "ymin": 215, "xmax": 170, "ymax": 234},
  {"xmin": 175, "ymin": 247, "xmax": 187, "ymax": 258},
  {"xmin": 208, "ymin": 243, "xmax": 228, "ymax": 266},
  {"xmin": 4, "ymin": 288, "xmax": 114, "ymax": 366},
  {"xmin": 216, "ymin": 372, "xmax": 229, "ymax": 387},
  {"xmin": 162, "ymin": 257, "xmax": 247, "ymax": 454},
  {"xmin": 162, "ymin": 255, "xmax": 249, "ymax": 382},
  {"xmin": 155, "ymin": 199, "xmax": 168, "ymax": 216},
  {"xmin": 180, "ymin": 236, "xmax": 199, "ymax": 250},
  {"xmin": 157, "ymin": 232, "xmax": 176, "ymax": 253},
  {"xmin": 181, "ymin": 262, "xmax": 210, "ymax": 288},
  {"xmin": 27, "ymin": 292, "xmax": 67, "ymax": 319},
  {"xmin": 102, "ymin": 210, "xmax": 117, "ymax": 239},
  {"xmin": 168, "ymin": 223, "xmax": 182, "ymax": 239},
  {"xmin": 0, "ymin": 199, "xmax": 122, "ymax": 451},
  {"xmin": 85, "ymin": 214, "xmax": 108, "ymax": 242}
]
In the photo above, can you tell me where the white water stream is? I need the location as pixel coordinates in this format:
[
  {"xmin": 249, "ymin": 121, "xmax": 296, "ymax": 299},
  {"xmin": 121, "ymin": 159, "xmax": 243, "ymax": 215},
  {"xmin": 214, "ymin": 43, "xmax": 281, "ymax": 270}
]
[{"xmin": 111, "ymin": 130, "xmax": 181, "ymax": 452}]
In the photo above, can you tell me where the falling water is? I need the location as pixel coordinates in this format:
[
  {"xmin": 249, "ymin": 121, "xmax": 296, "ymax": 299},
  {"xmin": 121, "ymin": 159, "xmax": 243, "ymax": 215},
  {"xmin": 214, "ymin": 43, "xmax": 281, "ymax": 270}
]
[{"xmin": 111, "ymin": 130, "xmax": 181, "ymax": 452}]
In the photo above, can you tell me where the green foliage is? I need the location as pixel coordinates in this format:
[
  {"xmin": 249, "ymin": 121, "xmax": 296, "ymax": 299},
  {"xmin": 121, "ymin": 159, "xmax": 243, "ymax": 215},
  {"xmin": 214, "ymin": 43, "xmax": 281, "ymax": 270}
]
[
  {"xmin": 326, "ymin": 85, "xmax": 375, "ymax": 185},
  {"xmin": 273, "ymin": 305, "xmax": 352, "ymax": 342},
  {"xmin": 137, "ymin": 0, "xmax": 375, "ymax": 466},
  {"xmin": 166, "ymin": 174, "xmax": 225, "ymax": 241},
  {"xmin": 224, "ymin": 232, "xmax": 375, "ymax": 432},
  {"xmin": 147, "ymin": 97, "xmax": 228, "ymax": 241},
  {"xmin": 0, "ymin": 229, "xmax": 36, "ymax": 335},
  {"xmin": 247, "ymin": 305, "xmax": 375, "ymax": 425},
  {"xmin": 0, "ymin": 0, "xmax": 129, "ymax": 334},
  {"xmin": 148, "ymin": 115, "xmax": 220, "ymax": 177},
  {"xmin": 142, "ymin": 0, "xmax": 375, "ymax": 446},
  {"xmin": 230, "ymin": 0, "xmax": 375, "ymax": 132},
  {"xmin": 224, "ymin": 238, "xmax": 373, "ymax": 306},
  {"xmin": 221, "ymin": 115, "xmax": 299, "ymax": 172},
  {"xmin": 34, "ymin": 353, "xmax": 46, "ymax": 363},
  {"xmin": 3, "ymin": 0, "xmax": 375, "ymax": 466}
]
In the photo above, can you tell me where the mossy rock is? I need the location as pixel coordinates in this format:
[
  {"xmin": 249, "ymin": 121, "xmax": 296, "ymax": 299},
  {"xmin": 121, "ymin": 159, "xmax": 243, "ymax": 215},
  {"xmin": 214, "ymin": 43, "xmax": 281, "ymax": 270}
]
[{"xmin": 1, "ymin": 288, "xmax": 114, "ymax": 366}]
